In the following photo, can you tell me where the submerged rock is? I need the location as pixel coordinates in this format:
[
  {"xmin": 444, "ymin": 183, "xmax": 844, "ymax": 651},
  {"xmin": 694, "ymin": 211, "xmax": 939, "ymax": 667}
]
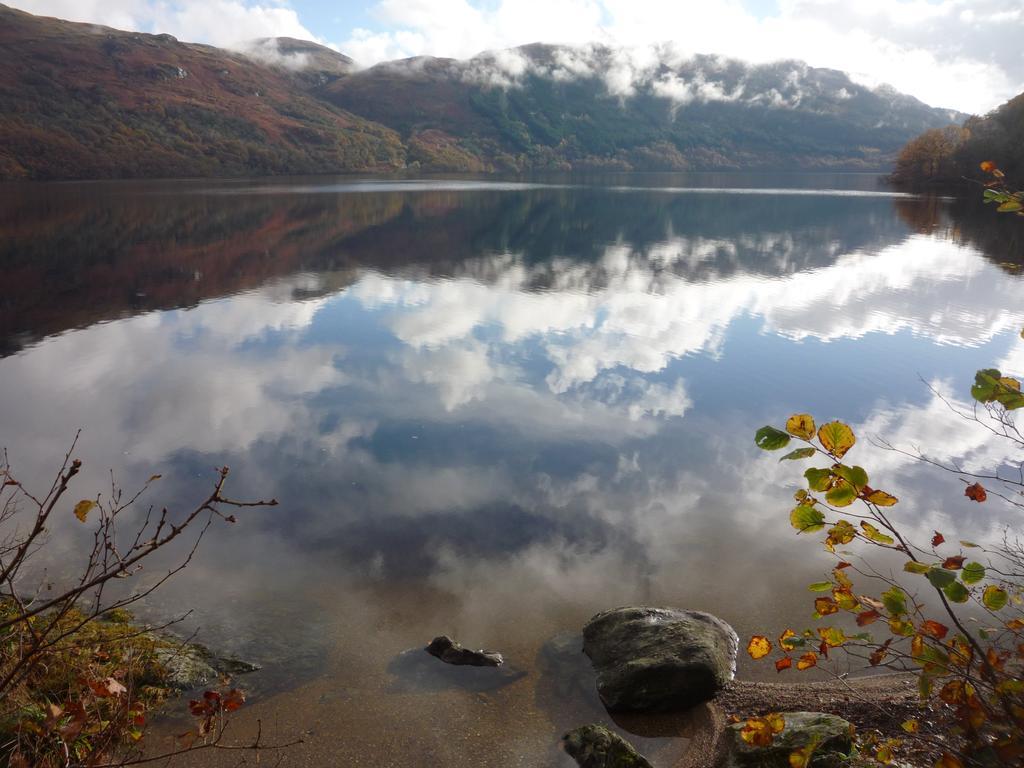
[
  {"xmin": 582, "ymin": 606, "xmax": 738, "ymax": 712},
  {"xmin": 718, "ymin": 711, "xmax": 854, "ymax": 768},
  {"xmin": 562, "ymin": 724, "xmax": 653, "ymax": 768},
  {"xmin": 388, "ymin": 648, "xmax": 525, "ymax": 693},
  {"xmin": 152, "ymin": 640, "xmax": 260, "ymax": 691},
  {"xmin": 426, "ymin": 635, "xmax": 503, "ymax": 667}
]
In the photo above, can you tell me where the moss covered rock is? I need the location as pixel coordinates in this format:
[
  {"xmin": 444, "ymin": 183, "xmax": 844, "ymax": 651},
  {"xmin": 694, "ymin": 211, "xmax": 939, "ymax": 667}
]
[
  {"xmin": 719, "ymin": 711, "xmax": 854, "ymax": 768},
  {"xmin": 562, "ymin": 724, "xmax": 653, "ymax": 768}
]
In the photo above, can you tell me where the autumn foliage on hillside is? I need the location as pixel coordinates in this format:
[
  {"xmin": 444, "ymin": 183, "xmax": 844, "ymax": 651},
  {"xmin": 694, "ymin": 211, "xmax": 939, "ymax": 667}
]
[
  {"xmin": 891, "ymin": 92, "xmax": 1024, "ymax": 188},
  {"xmin": 0, "ymin": 5, "xmax": 405, "ymax": 179}
]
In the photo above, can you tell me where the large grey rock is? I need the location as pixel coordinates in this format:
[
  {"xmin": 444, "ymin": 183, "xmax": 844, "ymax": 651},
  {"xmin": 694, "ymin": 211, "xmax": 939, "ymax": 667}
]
[
  {"xmin": 562, "ymin": 724, "xmax": 653, "ymax": 768},
  {"xmin": 718, "ymin": 711, "xmax": 854, "ymax": 768},
  {"xmin": 582, "ymin": 606, "xmax": 738, "ymax": 712}
]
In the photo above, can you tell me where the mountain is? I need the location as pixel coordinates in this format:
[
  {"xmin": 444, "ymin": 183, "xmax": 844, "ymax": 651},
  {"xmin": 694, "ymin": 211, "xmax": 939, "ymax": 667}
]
[
  {"xmin": 0, "ymin": 5, "xmax": 966, "ymax": 180},
  {"xmin": 0, "ymin": 5, "xmax": 404, "ymax": 179},
  {"xmin": 322, "ymin": 44, "xmax": 965, "ymax": 172}
]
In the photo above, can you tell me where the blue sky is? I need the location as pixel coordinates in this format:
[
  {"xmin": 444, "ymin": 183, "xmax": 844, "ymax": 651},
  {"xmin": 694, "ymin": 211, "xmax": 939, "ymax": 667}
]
[
  {"xmin": 289, "ymin": 1, "xmax": 780, "ymax": 40},
  {"xmin": 9, "ymin": 0, "xmax": 1023, "ymax": 113}
]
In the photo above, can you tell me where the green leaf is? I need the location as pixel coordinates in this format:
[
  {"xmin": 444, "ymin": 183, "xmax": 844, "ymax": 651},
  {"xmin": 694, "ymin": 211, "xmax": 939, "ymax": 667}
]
[
  {"xmin": 834, "ymin": 464, "xmax": 868, "ymax": 490},
  {"xmin": 918, "ymin": 673, "xmax": 934, "ymax": 700},
  {"xmin": 971, "ymin": 369, "xmax": 1002, "ymax": 402},
  {"xmin": 755, "ymin": 426, "xmax": 791, "ymax": 451},
  {"xmin": 780, "ymin": 447, "xmax": 816, "ymax": 462},
  {"xmin": 903, "ymin": 561, "xmax": 931, "ymax": 575},
  {"xmin": 914, "ymin": 644, "xmax": 950, "ymax": 670},
  {"xmin": 961, "ymin": 562, "xmax": 985, "ymax": 584},
  {"xmin": 983, "ymin": 585, "xmax": 1008, "ymax": 611},
  {"xmin": 882, "ymin": 586, "xmax": 907, "ymax": 616},
  {"xmin": 997, "ymin": 200, "xmax": 1024, "ymax": 213},
  {"xmin": 817, "ymin": 421, "xmax": 856, "ymax": 459},
  {"xmin": 959, "ymin": 540, "xmax": 980, "ymax": 548},
  {"xmin": 943, "ymin": 581, "xmax": 969, "ymax": 603},
  {"xmin": 971, "ymin": 369, "xmax": 1024, "ymax": 409},
  {"xmin": 790, "ymin": 505, "xmax": 826, "ymax": 533},
  {"xmin": 926, "ymin": 567, "xmax": 956, "ymax": 589},
  {"xmin": 804, "ymin": 467, "xmax": 832, "ymax": 492},
  {"xmin": 825, "ymin": 480, "xmax": 857, "ymax": 507},
  {"xmin": 808, "ymin": 581, "xmax": 833, "ymax": 592}
]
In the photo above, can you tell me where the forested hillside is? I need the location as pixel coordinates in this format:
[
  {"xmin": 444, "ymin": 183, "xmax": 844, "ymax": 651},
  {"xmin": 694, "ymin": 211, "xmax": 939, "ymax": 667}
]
[
  {"xmin": 892, "ymin": 91, "xmax": 1024, "ymax": 187},
  {"xmin": 0, "ymin": 4, "xmax": 967, "ymax": 179},
  {"xmin": 0, "ymin": 5, "xmax": 405, "ymax": 179}
]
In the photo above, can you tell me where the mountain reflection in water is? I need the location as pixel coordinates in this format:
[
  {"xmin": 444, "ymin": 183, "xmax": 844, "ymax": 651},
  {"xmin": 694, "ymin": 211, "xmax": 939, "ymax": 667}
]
[{"xmin": 1, "ymin": 175, "xmax": 1023, "ymax": 767}]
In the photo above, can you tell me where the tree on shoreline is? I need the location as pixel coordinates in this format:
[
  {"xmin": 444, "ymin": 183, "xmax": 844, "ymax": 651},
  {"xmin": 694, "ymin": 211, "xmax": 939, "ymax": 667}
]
[
  {"xmin": 747, "ymin": 365, "xmax": 1024, "ymax": 768},
  {"xmin": 0, "ymin": 437, "xmax": 294, "ymax": 767}
]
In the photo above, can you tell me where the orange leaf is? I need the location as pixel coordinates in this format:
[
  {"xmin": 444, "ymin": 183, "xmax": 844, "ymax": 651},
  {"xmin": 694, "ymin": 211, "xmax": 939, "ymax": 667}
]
[
  {"xmin": 739, "ymin": 713, "xmax": 785, "ymax": 747},
  {"xmin": 935, "ymin": 752, "xmax": 965, "ymax": 768},
  {"xmin": 222, "ymin": 689, "xmax": 245, "ymax": 712},
  {"xmin": 88, "ymin": 677, "xmax": 127, "ymax": 698},
  {"xmin": 931, "ymin": 531, "xmax": 945, "ymax": 547},
  {"xmin": 796, "ymin": 652, "xmax": 818, "ymax": 670},
  {"xmin": 942, "ymin": 556, "xmax": 965, "ymax": 570},
  {"xmin": 814, "ymin": 597, "xmax": 838, "ymax": 616},
  {"xmin": 775, "ymin": 656, "xmax": 793, "ymax": 672},
  {"xmin": 869, "ymin": 639, "xmax": 892, "ymax": 666},
  {"xmin": 921, "ymin": 620, "xmax": 949, "ymax": 640},
  {"xmin": 964, "ymin": 483, "xmax": 987, "ymax": 502},
  {"xmin": 856, "ymin": 609, "xmax": 881, "ymax": 627},
  {"xmin": 747, "ymin": 635, "xmax": 772, "ymax": 660}
]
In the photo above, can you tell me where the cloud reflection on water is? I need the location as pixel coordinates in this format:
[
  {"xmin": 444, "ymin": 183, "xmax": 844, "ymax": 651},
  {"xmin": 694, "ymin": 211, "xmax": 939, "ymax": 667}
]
[{"xmin": 1, "ymin": 180, "xmax": 1023, "ymax": 707}]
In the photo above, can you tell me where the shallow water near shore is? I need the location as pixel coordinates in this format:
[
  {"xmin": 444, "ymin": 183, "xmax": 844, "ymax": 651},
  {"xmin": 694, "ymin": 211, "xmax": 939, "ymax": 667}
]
[{"xmin": 2, "ymin": 172, "xmax": 1023, "ymax": 765}]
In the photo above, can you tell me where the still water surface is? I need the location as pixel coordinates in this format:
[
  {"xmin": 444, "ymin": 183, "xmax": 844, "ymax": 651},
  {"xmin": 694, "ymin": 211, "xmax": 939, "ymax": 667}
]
[{"xmin": 2, "ymin": 174, "xmax": 1023, "ymax": 766}]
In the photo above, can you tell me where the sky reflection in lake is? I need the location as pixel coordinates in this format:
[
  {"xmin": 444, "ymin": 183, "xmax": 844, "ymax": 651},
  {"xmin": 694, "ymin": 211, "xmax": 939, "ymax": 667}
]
[{"xmin": 2, "ymin": 176, "xmax": 1023, "ymax": 765}]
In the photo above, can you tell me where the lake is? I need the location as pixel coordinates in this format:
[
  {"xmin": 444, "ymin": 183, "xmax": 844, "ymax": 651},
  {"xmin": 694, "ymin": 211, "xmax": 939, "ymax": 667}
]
[{"xmin": 1, "ymin": 173, "xmax": 1023, "ymax": 766}]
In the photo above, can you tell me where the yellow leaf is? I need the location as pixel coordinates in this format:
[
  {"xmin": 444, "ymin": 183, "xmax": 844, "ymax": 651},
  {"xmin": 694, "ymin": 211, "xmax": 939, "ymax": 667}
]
[
  {"xmin": 817, "ymin": 421, "xmax": 855, "ymax": 459},
  {"xmin": 786, "ymin": 414, "xmax": 816, "ymax": 440},
  {"xmin": 747, "ymin": 635, "xmax": 772, "ymax": 660},
  {"xmin": 779, "ymin": 629, "xmax": 799, "ymax": 651},
  {"xmin": 818, "ymin": 626, "xmax": 846, "ymax": 647},
  {"xmin": 824, "ymin": 520, "xmax": 856, "ymax": 551},
  {"xmin": 860, "ymin": 521, "xmax": 895, "ymax": 545},
  {"xmin": 764, "ymin": 712, "xmax": 786, "ymax": 734},
  {"xmin": 73, "ymin": 499, "xmax": 96, "ymax": 523},
  {"xmin": 789, "ymin": 743, "xmax": 816, "ymax": 768},
  {"xmin": 901, "ymin": 719, "xmax": 919, "ymax": 733},
  {"xmin": 865, "ymin": 489, "xmax": 898, "ymax": 506}
]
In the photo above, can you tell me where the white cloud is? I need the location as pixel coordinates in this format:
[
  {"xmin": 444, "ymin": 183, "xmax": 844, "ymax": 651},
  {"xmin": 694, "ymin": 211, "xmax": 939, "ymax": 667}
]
[
  {"xmin": 337, "ymin": 0, "xmax": 1022, "ymax": 114},
  {"xmin": 349, "ymin": 233, "xmax": 1024, "ymax": 401},
  {"xmin": 10, "ymin": 0, "xmax": 320, "ymax": 50},
  {"xmin": 11, "ymin": 0, "xmax": 1021, "ymax": 112}
]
